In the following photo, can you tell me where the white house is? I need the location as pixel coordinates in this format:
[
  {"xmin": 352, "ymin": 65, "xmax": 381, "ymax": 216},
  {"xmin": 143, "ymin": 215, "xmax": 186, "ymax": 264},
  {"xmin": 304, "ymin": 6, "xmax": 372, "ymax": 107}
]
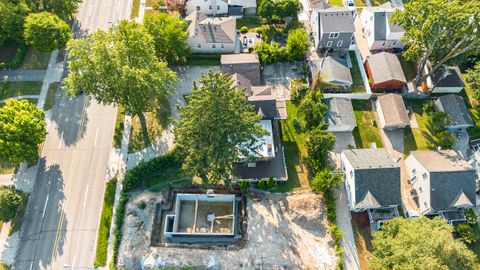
[
  {"xmin": 310, "ymin": 6, "xmax": 355, "ymax": 50},
  {"xmin": 425, "ymin": 66, "xmax": 465, "ymax": 94},
  {"xmin": 186, "ymin": 11, "xmax": 238, "ymax": 54},
  {"xmin": 375, "ymin": 93, "xmax": 410, "ymax": 130},
  {"xmin": 405, "ymin": 150, "xmax": 476, "ymax": 219},
  {"xmin": 360, "ymin": 3, "xmax": 405, "ymax": 52},
  {"xmin": 185, "ymin": 0, "xmax": 229, "ymax": 16},
  {"xmin": 434, "ymin": 94, "xmax": 474, "ymax": 131}
]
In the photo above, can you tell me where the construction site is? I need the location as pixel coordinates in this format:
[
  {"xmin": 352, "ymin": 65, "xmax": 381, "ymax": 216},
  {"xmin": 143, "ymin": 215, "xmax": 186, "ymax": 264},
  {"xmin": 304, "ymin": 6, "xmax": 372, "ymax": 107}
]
[{"xmin": 117, "ymin": 187, "xmax": 338, "ymax": 269}]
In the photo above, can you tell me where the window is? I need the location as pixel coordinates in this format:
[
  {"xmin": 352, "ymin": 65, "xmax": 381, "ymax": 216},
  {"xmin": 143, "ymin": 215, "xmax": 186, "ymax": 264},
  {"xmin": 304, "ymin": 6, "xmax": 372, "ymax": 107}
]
[
  {"xmin": 221, "ymin": 44, "xmax": 224, "ymax": 48},
  {"xmin": 423, "ymin": 202, "xmax": 428, "ymax": 208},
  {"xmin": 410, "ymin": 176, "xmax": 417, "ymax": 183},
  {"xmin": 197, "ymin": 44, "xmax": 201, "ymax": 48},
  {"xmin": 392, "ymin": 41, "xmax": 396, "ymax": 46},
  {"xmin": 422, "ymin": 172, "xmax": 427, "ymax": 179},
  {"xmin": 337, "ymin": 40, "xmax": 343, "ymax": 47},
  {"xmin": 419, "ymin": 187, "xmax": 423, "ymax": 193},
  {"xmin": 411, "ymin": 169, "xmax": 416, "ymax": 175},
  {"xmin": 196, "ymin": 6, "xmax": 201, "ymax": 10},
  {"xmin": 212, "ymin": 44, "xmax": 216, "ymax": 48},
  {"xmin": 349, "ymin": 170, "xmax": 353, "ymax": 178},
  {"xmin": 209, "ymin": 5, "xmax": 212, "ymax": 9},
  {"xmin": 329, "ymin": 32, "xmax": 339, "ymax": 38},
  {"xmin": 217, "ymin": 5, "xmax": 220, "ymax": 9},
  {"xmin": 326, "ymin": 41, "xmax": 333, "ymax": 47}
]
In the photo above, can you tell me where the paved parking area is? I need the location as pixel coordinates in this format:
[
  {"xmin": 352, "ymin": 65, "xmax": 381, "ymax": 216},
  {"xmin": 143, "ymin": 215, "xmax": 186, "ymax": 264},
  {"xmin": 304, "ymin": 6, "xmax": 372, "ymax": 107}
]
[
  {"xmin": 262, "ymin": 62, "xmax": 303, "ymax": 100},
  {"xmin": 452, "ymin": 129, "xmax": 469, "ymax": 158},
  {"xmin": 332, "ymin": 132, "xmax": 356, "ymax": 153},
  {"xmin": 381, "ymin": 129, "xmax": 405, "ymax": 158}
]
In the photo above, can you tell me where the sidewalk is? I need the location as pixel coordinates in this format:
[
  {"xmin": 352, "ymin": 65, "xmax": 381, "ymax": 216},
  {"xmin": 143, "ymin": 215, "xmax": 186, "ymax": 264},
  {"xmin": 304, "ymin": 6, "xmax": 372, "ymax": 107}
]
[{"xmin": 0, "ymin": 70, "xmax": 46, "ymax": 81}]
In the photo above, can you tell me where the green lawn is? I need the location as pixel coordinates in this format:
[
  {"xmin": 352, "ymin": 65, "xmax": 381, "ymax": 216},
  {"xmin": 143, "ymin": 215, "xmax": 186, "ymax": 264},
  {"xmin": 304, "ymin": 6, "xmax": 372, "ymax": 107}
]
[
  {"xmin": 146, "ymin": 0, "xmax": 164, "ymax": 6},
  {"xmin": 94, "ymin": 179, "xmax": 117, "ymax": 267},
  {"xmin": 370, "ymin": 0, "xmax": 389, "ymax": 5},
  {"xmin": 352, "ymin": 100, "xmax": 383, "ymax": 148},
  {"xmin": 131, "ymin": 0, "xmax": 140, "ymax": 18},
  {"xmin": 184, "ymin": 54, "xmax": 221, "ymax": 66},
  {"xmin": 0, "ymin": 81, "xmax": 42, "ymax": 100},
  {"xmin": 8, "ymin": 193, "xmax": 29, "ymax": 236},
  {"xmin": 113, "ymin": 105, "xmax": 125, "ymax": 148},
  {"xmin": 44, "ymin": 82, "xmax": 59, "ymax": 111},
  {"xmin": 403, "ymin": 100, "xmax": 436, "ymax": 154},
  {"xmin": 349, "ymin": 51, "xmax": 366, "ymax": 93},
  {"xmin": 0, "ymin": 43, "xmax": 19, "ymax": 63},
  {"xmin": 236, "ymin": 17, "xmax": 263, "ymax": 32},
  {"xmin": 354, "ymin": 0, "xmax": 366, "ymax": 6},
  {"xmin": 398, "ymin": 55, "xmax": 417, "ymax": 82},
  {"xmin": 329, "ymin": 0, "xmax": 343, "ymax": 6},
  {"xmin": 20, "ymin": 48, "xmax": 50, "ymax": 69},
  {"xmin": 128, "ymin": 96, "xmax": 170, "ymax": 153},
  {"xmin": 144, "ymin": 9, "xmax": 163, "ymax": 17},
  {"xmin": 273, "ymin": 102, "xmax": 311, "ymax": 192}
]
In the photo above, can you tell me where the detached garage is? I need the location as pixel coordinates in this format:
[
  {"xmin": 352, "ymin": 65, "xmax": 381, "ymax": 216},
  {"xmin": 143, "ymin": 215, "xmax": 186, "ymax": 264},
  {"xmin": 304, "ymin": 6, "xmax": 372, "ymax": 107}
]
[{"xmin": 365, "ymin": 52, "xmax": 407, "ymax": 92}]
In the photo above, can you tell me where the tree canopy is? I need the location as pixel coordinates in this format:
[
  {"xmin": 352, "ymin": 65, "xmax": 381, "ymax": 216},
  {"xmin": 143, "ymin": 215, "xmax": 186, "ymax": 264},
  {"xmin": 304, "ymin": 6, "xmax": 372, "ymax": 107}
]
[
  {"xmin": 305, "ymin": 127, "xmax": 336, "ymax": 173},
  {"xmin": 258, "ymin": 0, "xmax": 301, "ymax": 21},
  {"xmin": 286, "ymin": 28, "xmax": 310, "ymax": 61},
  {"xmin": 391, "ymin": 0, "xmax": 480, "ymax": 86},
  {"xmin": 26, "ymin": 0, "xmax": 82, "ymax": 20},
  {"xmin": 0, "ymin": 99, "xmax": 47, "ymax": 165},
  {"xmin": 174, "ymin": 71, "xmax": 266, "ymax": 185},
  {"xmin": 0, "ymin": 186, "xmax": 26, "ymax": 222},
  {"xmin": 64, "ymin": 20, "xmax": 177, "ymax": 117},
  {"xmin": 466, "ymin": 61, "xmax": 480, "ymax": 99},
  {"xmin": 371, "ymin": 217, "xmax": 476, "ymax": 270},
  {"xmin": 0, "ymin": 0, "xmax": 29, "ymax": 46},
  {"xmin": 24, "ymin": 12, "xmax": 71, "ymax": 52},
  {"xmin": 143, "ymin": 13, "xmax": 190, "ymax": 65}
]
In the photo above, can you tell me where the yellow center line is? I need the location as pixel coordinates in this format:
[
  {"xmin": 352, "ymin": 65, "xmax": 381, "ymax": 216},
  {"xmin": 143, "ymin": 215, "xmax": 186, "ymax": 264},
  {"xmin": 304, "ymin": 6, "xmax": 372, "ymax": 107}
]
[{"xmin": 50, "ymin": 96, "xmax": 89, "ymax": 265}]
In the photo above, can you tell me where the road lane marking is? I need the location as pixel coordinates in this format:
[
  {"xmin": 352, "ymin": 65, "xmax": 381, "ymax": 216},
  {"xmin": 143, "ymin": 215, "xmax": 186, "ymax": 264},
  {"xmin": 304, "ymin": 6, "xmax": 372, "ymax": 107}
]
[
  {"xmin": 94, "ymin": 127, "xmax": 99, "ymax": 146},
  {"xmin": 72, "ymin": 254, "xmax": 76, "ymax": 270},
  {"xmin": 29, "ymin": 261, "xmax": 33, "ymax": 270},
  {"xmin": 83, "ymin": 184, "xmax": 89, "ymax": 209},
  {"xmin": 42, "ymin": 194, "xmax": 49, "ymax": 219},
  {"xmin": 58, "ymin": 132, "xmax": 64, "ymax": 149}
]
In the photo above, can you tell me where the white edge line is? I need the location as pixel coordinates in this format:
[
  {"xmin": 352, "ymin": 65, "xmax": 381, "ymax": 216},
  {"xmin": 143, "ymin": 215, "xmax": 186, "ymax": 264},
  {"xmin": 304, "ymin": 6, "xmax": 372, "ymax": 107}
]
[
  {"xmin": 83, "ymin": 184, "xmax": 89, "ymax": 208},
  {"xmin": 42, "ymin": 194, "xmax": 49, "ymax": 219},
  {"xmin": 94, "ymin": 127, "xmax": 99, "ymax": 146}
]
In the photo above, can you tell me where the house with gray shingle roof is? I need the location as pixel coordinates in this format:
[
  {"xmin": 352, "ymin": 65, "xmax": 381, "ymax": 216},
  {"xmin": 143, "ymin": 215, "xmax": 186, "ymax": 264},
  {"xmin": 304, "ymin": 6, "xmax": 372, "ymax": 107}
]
[
  {"xmin": 434, "ymin": 94, "xmax": 474, "ymax": 131},
  {"xmin": 425, "ymin": 66, "xmax": 465, "ymax": 94},
  {"xmin": 186, "ymin": 11, "xmax": 238, "ymax": 53},
  {"xmin": 326, "ymin": 97, "xmax": 356, "ymax": 132},
  {"xmin": 310, "ymin": 6, "xmax": 355, "ymax": 50},
  {"xmin": 341, "ymin": 148, "xmax": 401, "ymax": 212},
  {"xmin": 365, "ymin": 52, "xmax": 407, "ymax": 92},
  {"xmin": 405, "ymin": 150, "xmax": 476, "ymax": 220},
  {"xmin": 375, "ymin": 93, "xmax": 409, "ymax": 129},
  {"xmin": 360, "ymin": 2, "xmax": 405, "ymax": 52},
  {"xmin": 308, "ymin": 56, "xmax": 353, "ymax": 91}
]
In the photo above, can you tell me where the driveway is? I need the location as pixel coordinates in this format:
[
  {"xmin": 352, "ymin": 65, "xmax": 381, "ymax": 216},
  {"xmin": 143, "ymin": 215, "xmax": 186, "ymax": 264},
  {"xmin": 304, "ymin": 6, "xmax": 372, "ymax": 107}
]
[
  {"xmin": 380, "ymin": 128, "xmax": 404, "ymax": 158},
  {"xmin": 332, "ymin": 132, "xmax": 356, "ymax": 153},
  {"xmin": 353, "ymin": 16, "xmax": 371, "ymax": 59},
  {"xmin": 0, "ymin": 70, "xmax": 46, "ymax": 81},
  {"xmin": 452, "ymin": 129, "xmax": 469, "ymax": 158},
  {"xmin": 262, "ymin": 62, "xmax": 303, "ymax": 100}
]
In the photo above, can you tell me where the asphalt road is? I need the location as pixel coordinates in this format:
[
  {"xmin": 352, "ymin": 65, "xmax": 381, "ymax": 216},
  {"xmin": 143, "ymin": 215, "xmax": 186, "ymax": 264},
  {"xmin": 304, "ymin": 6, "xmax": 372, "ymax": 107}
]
[{"xmin": 14, "ymin": 0, "xmax": 130, "ymax": 269}]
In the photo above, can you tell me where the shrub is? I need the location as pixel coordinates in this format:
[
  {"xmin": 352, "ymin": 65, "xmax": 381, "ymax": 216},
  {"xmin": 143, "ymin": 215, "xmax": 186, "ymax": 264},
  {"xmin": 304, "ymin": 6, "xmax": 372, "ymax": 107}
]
[
  {"xmin": 240, "ymin": 26, "xmax": 248, "ymax": 33},
  {"xmin": 464, "ymin": 208, "xmax": 478, "ymax": 224},
  {"xmin": 255, "ymin": 27, "xmax": 263, "ymax": 34},
  {"xmin": 310, "ymin": 169, "xmax": 343, "ymax": 193},
  {"xmin": 257, "ymin": 180, "xmax": 265, "ymax": 190},
  {"xmin": 0, "ymin": 186, "xmax": 26, "ymax": 222},
  {"xmin": 0, "ymin": 44, "xmax": 28, "ymax": 69},
  {"xmin": 238, "ymin": 180, "xmax": 248, "ymax": 191},
  {"xmin": 266, "ymin": 176, "xmax": 274, "ymax": 189},
  {"xmin": 329, "ymin": 223, "xmax": 344, "ymax": 246},
  {"xmin": 290, "ymin": 78, "xmax": 308, "ymax": 104},
  {"xmin": 292, "ymin": 119, "xmax": 302, "ymax": 133},
  {"xmin": 455, "ymin": 224, "xmax": 479, "ymax": 245},
  {"xmin": 323, "ymin": 189, "xmax": 337, "ymax": 222},
  {"xmin": 112, "ymin": 193, "xmax": 128, "ymax": 265},
  {"xmin": 423, "ymin": 102, "xmax": 434, "ymax": 114}
]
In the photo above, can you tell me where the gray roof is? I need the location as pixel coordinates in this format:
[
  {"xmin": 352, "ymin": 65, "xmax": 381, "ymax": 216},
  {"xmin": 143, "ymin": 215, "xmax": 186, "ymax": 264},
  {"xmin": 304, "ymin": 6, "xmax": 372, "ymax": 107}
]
[
  {"xmin": 187, "ymin": 12, "xmax": 237, "ymax": 44},
  {"xmin": 319, "ymin": 8, "xmax": 355, "ymax": 33},
  {"xmin": 377, "ymin": 94, "xmax": 409, "ymax": 127},
  {"xmin": 364, "ymin": 3, "xmax": 403, "ymax": 41},
  {"xmin": 409, "ymin": 150, "xmax": 476, "ymax": 211},
  {"xmin": 326, "ymin": 97, "xmax": 356, "ymax": 128},
  {"xmin": 431, "ymin": 66, "xmax": 465, "ymax": 88},
  {"xmin": 435, "ymin": 94, "xmax": 474, "ymax": 127},
  {"xmin": 343, "ymin": 148, "xmax": 401, "ymax": 208},
  {"xmin": 367, "ymin": 52, "xmax": 406, "ymax": 84},
  {"xmin": 221, "ymin": 53, "xmax": 259, "ymax": 65},
  {"xmin": 320, "ymin": 56, "xmax": 353, "ymax": 85}
]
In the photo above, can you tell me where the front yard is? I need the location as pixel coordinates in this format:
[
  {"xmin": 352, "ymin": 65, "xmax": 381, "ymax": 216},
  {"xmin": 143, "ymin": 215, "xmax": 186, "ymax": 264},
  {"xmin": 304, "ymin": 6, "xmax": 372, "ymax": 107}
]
[
  {"xmin": 0, "ymin": 81, "xmax": 42, "ymax": 100},
  {"xmin": 352, "ymin": 100, "xmax": 383, "ymax": 148},
  {"xmin": 20, "ymin": 48, "xmax": 50, "ymax": 69}
]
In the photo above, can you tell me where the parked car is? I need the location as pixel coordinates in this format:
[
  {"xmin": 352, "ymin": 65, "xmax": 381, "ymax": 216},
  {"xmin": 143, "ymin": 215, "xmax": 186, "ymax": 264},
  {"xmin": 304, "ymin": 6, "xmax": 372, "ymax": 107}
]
[{"xmin": 344, "ymin": 0, "xmax": 355, "ymax": 10}]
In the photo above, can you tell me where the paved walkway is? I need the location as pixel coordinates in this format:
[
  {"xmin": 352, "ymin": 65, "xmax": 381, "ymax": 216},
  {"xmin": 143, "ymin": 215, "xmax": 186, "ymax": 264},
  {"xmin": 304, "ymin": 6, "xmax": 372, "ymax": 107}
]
[
  {"xmin": 37, "ymin": 50, "xmax": 64, "ymax": 109},
  {"xmin": 353, "ymin": 16, "xmax": 371, "ymax": 59},
  {"xmin": 126, "ymin": 126, "xmax": 175, "ymax": 169},
  {"xmin": 0, "ymin": 70, "xmax": 46, "ymax": 82},
  {"xmin": 335, "ymin": 186, "xmax": 361, "ymax": 270}
]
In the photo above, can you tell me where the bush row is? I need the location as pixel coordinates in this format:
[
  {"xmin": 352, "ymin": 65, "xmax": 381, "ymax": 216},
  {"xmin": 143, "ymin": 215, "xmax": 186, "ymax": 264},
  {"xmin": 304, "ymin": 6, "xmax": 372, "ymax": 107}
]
[
  {"xmin": 111, "ymin": 192, "xmax": 128, "ymax": 268},
  {"xmin": 0, "ymin": 44, "xmax": 28, "ymax": 69}
]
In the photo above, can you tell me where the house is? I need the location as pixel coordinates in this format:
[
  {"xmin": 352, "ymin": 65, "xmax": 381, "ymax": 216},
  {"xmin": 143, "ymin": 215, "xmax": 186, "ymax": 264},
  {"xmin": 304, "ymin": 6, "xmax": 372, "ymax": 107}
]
[
  {"xmin": 341, "ymin": 148, "xmax": 401, "ymax": 229},
  {"xmin": 434, "ymin": 94, "xmax": 474, "ymax": 131},
  {"xmin": 221, "ymin": 54, "xmax": 261, "ymax": 85},
  {"xmin": 186, "ymin": 11, "xmax": 237, "ymax": 54},
  {"xmin": 310, "ymin": 7, "xmax": 355, "ymax": 50},
  {"xmin": 425, "ymin": 66, "xmax": 465, "ymax": 94},
  {"xmin": 325, "ymin": 97, "xmax": 356, "ymax": 132},
  {"xmin": 185, "ymin": 0, "xmax": 256, "ymax": 16},
  {"xmin": 405, "ymin": 150, "xmax": 476, "ymax": 222},
  {"xmin": 228, "ymin": 0, "xmax": 257, "ymax": 16},
  {"xmin": 360, "ymin": 3, "xmax": 405, "ymax": 52},
  {"xmin": 365, "ymin": 52, "xmax": 406, "ymax": 92},
  {"xmin": 375, "ymin": 93, "xmax": 409, "ymax": 129},
  {"xmin": 308, "ymin": 55, "xmax": 353, "ymax": 91}
]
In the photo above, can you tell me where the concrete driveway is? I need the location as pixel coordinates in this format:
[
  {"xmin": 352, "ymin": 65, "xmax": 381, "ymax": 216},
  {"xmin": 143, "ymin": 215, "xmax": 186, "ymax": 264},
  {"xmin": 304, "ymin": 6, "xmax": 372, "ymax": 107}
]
[
  {"xmin": 380, "ymin": 128, "xmax": 405, "ymax": 158},
  {"xmin": 262, "ymin": 62, "xmax": 303, "ymax": 100},
  {"xmin": 452, "ymin": 129, "xmax": 469, "ymax": 158},
  {"xmin": 354, "ymin": 16, "xmax": 371, "ymax": 59},
  {"xmin": 333, "ymin": 132, "xmax": 356, "ymax": 153}
]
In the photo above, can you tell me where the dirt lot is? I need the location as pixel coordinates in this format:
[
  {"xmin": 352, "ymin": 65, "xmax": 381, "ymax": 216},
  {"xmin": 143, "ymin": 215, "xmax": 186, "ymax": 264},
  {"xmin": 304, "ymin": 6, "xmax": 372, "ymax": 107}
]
[{"xmin": 118, "ymin": 191, "xmax": 338, "ymax": 269}]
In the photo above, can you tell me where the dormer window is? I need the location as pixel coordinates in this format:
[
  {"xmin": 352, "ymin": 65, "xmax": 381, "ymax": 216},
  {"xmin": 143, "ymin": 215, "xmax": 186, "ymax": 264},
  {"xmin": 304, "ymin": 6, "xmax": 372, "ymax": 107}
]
[{"xmin": 329, "ymin": 32, "xmax": 339, "ymax": 38}]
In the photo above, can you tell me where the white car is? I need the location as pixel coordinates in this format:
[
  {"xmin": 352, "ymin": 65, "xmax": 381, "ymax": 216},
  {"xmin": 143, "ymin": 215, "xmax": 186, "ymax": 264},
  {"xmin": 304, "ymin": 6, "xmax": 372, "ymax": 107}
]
[{"xmin": 344, "ymin": 0, "xmax": 355, "ymax": 9}]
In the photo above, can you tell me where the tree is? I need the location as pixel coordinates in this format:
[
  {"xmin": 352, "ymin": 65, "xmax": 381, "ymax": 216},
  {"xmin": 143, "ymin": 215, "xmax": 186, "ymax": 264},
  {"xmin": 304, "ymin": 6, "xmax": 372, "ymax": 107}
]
[
  {"xmin": 257, "ymin": 0, "xmax": 276, "ymax": 22},
  {"xmin": 391, "ymin": 0, "xmax": 480, "ymax": 87},
  {"xmin": 286, "ymin": 28, "xmax": 310, "ymax": 61},
  {"xmin": 64, "ymin": 20, "xmax": 177, "ymax": 119},
  {"xmin": 25, "ymin": 0, "xmax": 82, "ymax": 20},
  {"xmin": 24, "ymin": 12, "xmax": 71, "ymax": 52},
  {"xmin": 0, "ymin": 186, "xmax": 25, "ymax": 222},
  {"xmin": 371, "ymin": 217, "xmax": 476, "ymax": 270},
  {"xmin": 454, "ymin": 223, "xmax": 479, "ymax": 245},
  {"xmin": 298, "ymin": 91, "xmax": 327, "ymax": 131},
  {"xmin": 426, "ymin": 111, "xmax": 455, "ymax": 148},
  {"xmin": 0, "ymin": 0, "xmax": 29, "ymax": 47},
  {"xmin": 174, "ymin": 71, "xmax": 265, "ymax": 185},
  {"xmin": 253, "ymin": 41, "xmax": 287, "ymax": 64},
  {"xmin": 143, "ymin": 13, "xmax": 190, "ymax": 65},
  {"xmin": 257, "ymin": 0, "xmax": 301, "ymax": 21},
  {"xmin": 0, "ymin": 99, "xmax": 47, "ymax": 165},
  {"xmin": 305, "ymin": 127, "xmax": 336, "ymax": 173},
  {"xmin": 165, "ymin": 0, "xmax": 186, "ymax": 14},
  {"xmin": 310, "ymin": 169, "xmax": 342, "ymax": 192},
  {"xmin": 466, "ymin": 61, "xmax": 480, "ymax": 99},
  {"xmin": 277, "ymin": 0, "xmax": 301, "ymax": 19}
]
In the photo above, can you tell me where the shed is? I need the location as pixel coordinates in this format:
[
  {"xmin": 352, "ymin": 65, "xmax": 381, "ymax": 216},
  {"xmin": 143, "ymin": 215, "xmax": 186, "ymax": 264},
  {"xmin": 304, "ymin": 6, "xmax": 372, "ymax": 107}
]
[
  {"xmin": 325, "ymin": 97, "xmax": 356, "ymax": 132},
  {"xmin": 365, "ymin": 52, "xmax": 406, "ymax": 92},
  {"xmin": 375, "ymin": 94, "xmax": 409, "ymax": 129},
  {"xmin": 221, "ymin": 54, "xmax": 261, "ymax": 85}
]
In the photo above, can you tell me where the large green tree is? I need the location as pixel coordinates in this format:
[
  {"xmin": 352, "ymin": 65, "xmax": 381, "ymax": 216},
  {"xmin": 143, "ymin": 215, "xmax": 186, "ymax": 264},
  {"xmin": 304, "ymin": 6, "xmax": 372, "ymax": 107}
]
[
  {"xmin": 0, "ymin": 99, "xmax": 47, "ymax": 165},
  {"xmin": 286, "ymin": 28, "xmax": 310, "ymax": 61},
  {"xmin": 466, "ymin": 61, "xmax": 480, "ymax": 99},
  {"xmin": 64, "ymin": 20, "xmax": 177, "ymax": 118},
  {"xmin": 24, "ymin": 12, "xmax": 71, "ymax": 52},
  {"xmin": 0, "ymin": 0, "xmax": 30, "ymax": 46},
  {"xmin": 371, "ymin": 217, "xmax": 476, "ymax": 270},
  {"xmin": 174, "ymin": 71, "xmax": 266, "ymax": 184},
  {"xmin": 26, "ymin": 0, "xmax": 82, "ymax": 20},
  {"xmin": 0, "ymin": 186, "xmax": 25, "ymax": 222},
  {"xmin": 143, "ymin": 13, "xmax": 190, "ymax": 65},
  {"xmin": 305, "ymin": 127, "xmax": 335, "ymax": 174},
  {"xmin": 391, "ymin": 0, "xmax": 480, "ymax": 86}
]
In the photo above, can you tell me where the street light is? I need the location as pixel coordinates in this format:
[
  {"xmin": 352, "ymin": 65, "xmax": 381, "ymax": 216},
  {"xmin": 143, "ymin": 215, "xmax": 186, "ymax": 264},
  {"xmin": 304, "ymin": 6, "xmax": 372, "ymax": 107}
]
[{"xmin": 63, "ymin": 264, "xmax": 97, "ymax": 269}]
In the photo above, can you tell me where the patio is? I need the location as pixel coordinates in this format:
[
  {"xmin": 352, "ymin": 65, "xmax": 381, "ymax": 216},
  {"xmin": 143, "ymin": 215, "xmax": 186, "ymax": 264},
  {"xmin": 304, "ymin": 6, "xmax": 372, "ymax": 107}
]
[{"xmin": 367, "ymin": 206, "xmax": 400, "ymax": 230}]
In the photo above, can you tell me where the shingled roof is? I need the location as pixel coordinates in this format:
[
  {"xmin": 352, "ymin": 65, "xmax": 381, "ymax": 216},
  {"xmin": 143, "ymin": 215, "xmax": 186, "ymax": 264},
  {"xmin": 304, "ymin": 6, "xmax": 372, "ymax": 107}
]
[
  {"xmin": 326, "ymin": 97, "xmax": 356, "ymax": 128},
  {"xmin": 377, "ymin": 94, "xmax": 409, "ymax": 127},
  {"xmin": 435, "ymin": 94, "xmax": 474, "ymax": 127},
  {"xmin": 186, "ymin": 11, "xmax": 237, "ymax": 44},
  {"xmin": 319, "ymin": 7, "xmax": 355, "ymax": 33},
  {"xmin": 367, "ymin": 52, "xmax": 406, "ymax": 84}
]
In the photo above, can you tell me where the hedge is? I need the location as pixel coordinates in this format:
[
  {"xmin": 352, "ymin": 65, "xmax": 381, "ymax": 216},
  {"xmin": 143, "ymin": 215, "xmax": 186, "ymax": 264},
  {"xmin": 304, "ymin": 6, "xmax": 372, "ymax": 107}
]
[
  {"xmin": 111, "ymin": 192, "xmax": 128, "ymax": 267},
  {"xmin": 0, "ymin": 44, "xmax": 28, "ymax": 69}
]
